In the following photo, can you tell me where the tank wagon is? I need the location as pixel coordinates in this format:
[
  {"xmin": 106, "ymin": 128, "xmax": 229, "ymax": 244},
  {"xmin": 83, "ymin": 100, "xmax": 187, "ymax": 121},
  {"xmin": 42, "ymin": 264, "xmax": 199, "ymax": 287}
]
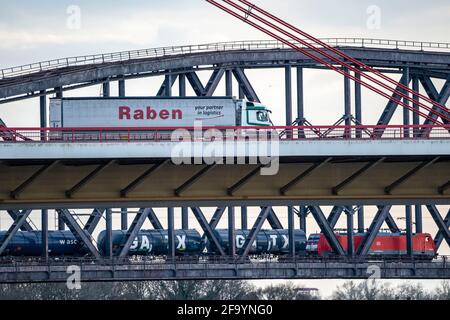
[
  {"xmin": 207, "ymin": 229, "xmax": 307, "ymax": 255},
  {"xmin": 0, "ymin": 231, "xmax": 89, "ymax": 256}
]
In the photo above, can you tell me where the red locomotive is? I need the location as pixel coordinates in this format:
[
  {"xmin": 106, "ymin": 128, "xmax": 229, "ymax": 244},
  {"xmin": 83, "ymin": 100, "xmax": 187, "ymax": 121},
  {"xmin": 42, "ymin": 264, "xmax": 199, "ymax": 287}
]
[{"xmin": 307, "ymin": 232, "xmax": 437, "ymax": 259}]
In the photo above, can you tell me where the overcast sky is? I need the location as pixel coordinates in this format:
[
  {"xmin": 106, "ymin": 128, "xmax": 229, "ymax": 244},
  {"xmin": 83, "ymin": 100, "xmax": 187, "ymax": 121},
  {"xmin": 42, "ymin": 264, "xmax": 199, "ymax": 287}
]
[{"xmin": 0, "ymin": 0, "xmax": 449, "ymax": 296}]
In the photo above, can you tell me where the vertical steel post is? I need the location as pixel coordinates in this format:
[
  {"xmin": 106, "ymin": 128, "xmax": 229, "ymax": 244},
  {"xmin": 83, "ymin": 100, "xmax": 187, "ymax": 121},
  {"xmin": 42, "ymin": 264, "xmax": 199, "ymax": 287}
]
[
  {"xmin": 346, "ymin": 207, "xmax": 354, "ymax": 257},
  {"xmin": 241, "ymin": 206, "xmax": 248, "ymax": 229},
  {"xmin": 179, "ymin": 74, "xmax": 186, "ymax": 97},
  {"xmin": 285, "ymin": 64, "xmax": 293, "ymax": 126},
  {"xmin": 228, "ymin": 207, "xmax": 236, "ymax": 257},
  {"xmin": 403, "ymin": 68, "xmax": 410, "ymax": 138},
  {"xmin": 355, "ymin": 69, "xmax": 362, "ymax": 138},
  {"xmin": 102, "ymin": 81, "xmax": 110, "ymax": 97},
  {"xmin": 55, "ymin": 87, "xmax": 63, "ymax": 99},
  {"xmin": 58, "ymin": 211, "xmax": 65, "ymax": 231},
  {"xmin": 415, "ymin": 205, "xmax": 423, "ymax": 234},
  {"xmin": 344, "ymin": 67, "xmax": 352, "ymax": 126},
  {"xmin": 118, "ymin": 79, "xmax": 126, "ymax": 97},
  {"xmin": 181, "ymin": 207, "xmax": 189, "ymax": 230},
  {"xmin": 121, "ymin": 208, "xmax": 128, "ymax": 230},
  {"xmin": 357, "ymin": 207, "xmax": 365, "ymax": 233},
  {"xmin": 106, "ymin": 209, "xmax": 113, "ymax": 259},
  {"xmin": 168, "ymin": 207, "xmax": 175, "ymax": 259},
  {"xmin": 226, "ymin": 70, "xmax": 233, "ymax": 97},
  {"xmin": 288, "ymin": 206, "xmax": 295, "ymax": 257},
  {"xmin": 405, "ymin": 205, "xmax": 413, "ymax": 257},
  {"xmin": 296, "ymin": 66, "xmax": 304, "ymax": 123},
  {"xmin": 165, "ymin": 74, "xmax": 172, "ymax": 97},
  {"xmin": 40, "ymin": 91, "xmax": 47, "ymax": 142},
  {"xmin": 412, "ymin": 77, "xmax": 420, "ymax": 137},
  {"xmin": 299, "ymin": 206, "xmax": 307, "ymax": 233},
  {"xmin": 42, "ymin": 209, "xmax": 48, "ymax": 260}
]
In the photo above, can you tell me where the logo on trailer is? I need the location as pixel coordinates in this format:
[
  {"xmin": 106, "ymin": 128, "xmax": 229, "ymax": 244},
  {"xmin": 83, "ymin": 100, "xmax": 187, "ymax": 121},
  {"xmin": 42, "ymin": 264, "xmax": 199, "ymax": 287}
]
[{"xmin": 118, "ymin": 106, "xmax": 183, "ymax": 121}]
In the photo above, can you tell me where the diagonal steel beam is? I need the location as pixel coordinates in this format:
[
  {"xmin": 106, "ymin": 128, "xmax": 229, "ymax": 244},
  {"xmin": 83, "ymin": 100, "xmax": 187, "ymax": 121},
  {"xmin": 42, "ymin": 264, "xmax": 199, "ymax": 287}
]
[
  {"xmin": 426, "ymin": 205, "xmax": 450, "ymax": 248},
  {"xmin": 200, "ymin": 207, "xmax": 226, "ymax": 245},
  {"xmin": 83, "ymin": 208, "xmax": 105, "ymax": 235},
  {"xmin": 434, "ymin": 209, "xmax": 450, "ymax": 249},
  {"xmin": 239, "ymin": 207, "xmax": 272, "ymax": 259},
  {"xmin": 7, "ymin": 210, "xmax": 34, "ymax": 231},
  {"xmin": 232, "ymin": 68, "xmax": 260, "ymax": 102},
  {"xmin": 356, "ymin": 206, "xmax": 392, "ymax": 256},
  {"xmin": 420, "ymin": 75, "xmax": 450, "ymax": 126},
  {"xmin": 11, "ymin": 161, "xmax": 59, "ymax": 199},
  {"xmin": 57, "ymin": 209, "xmax": 100, "ymax": 259},
  {"xmin": 186, "ymin": 72, "xmax": 206, "ymax": 96},
  {"xmin": 381, "ymin": 206, "xmax": 401, "ymax": 233},
  {"xmin": 385, "ymin": 157, "xmax": 440, "ymax": 195},
  {"xmin": 327, "ymin": 206, "xmax": 344, "ymax": 228},
  {"xmin": 308, "ymin": 206, "xmax": 345, "ymax": 255},
  {"xmin": 191, "ymin": 207, "xmax": 226, "ymax": 256},
  {"xmin": 175, "ymin": 165, "xmax": 216, "ymax": 196},
  {"xmin": 0, "ymin": 210, "xmax": 32, "ymax": 255},
  {"xmin": 66, "ymin": 161, "xmax": 115, "ymax": 198},
  {"xmin": 228, "ymin": 165, "xmax": 263, "ymax": 196},
  {"xmin": 157, "ymin": 74, "xmax": 178, "ymax": 96},
  {"xmin": 332, "ymin": 158, "xmax": 385, "ymax": 195},
  {"xmin": 204, "ymin": 69, "xmax": 225, "ymax": 96},
  {"xmin": 281, "ymin": 158, "xmax": 332, "ymax": 195},
  {"xmin": 121, "ymin": 160, "xmax": 169, "ymax": 197},
  {"xmin": 266, "ymin": 207, "xmax": 284, "ymax": 229},
  {"xmin": 147, "ymin": 208, "xmax": 163, "ymax": 230},
  {"xmin": 438, "ymin": 181, "xmax": 450, "ymax": 195},
  {"xmin": 118, "ymin": 208, "xmax": 152, "ymax": 258}
]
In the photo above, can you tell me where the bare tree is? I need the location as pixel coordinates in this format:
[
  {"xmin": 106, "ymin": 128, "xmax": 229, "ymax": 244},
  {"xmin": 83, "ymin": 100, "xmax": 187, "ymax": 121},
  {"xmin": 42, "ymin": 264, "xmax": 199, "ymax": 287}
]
[{"xmin": 256, "ymin": 282, "xmax": 320, "ymax": 300}]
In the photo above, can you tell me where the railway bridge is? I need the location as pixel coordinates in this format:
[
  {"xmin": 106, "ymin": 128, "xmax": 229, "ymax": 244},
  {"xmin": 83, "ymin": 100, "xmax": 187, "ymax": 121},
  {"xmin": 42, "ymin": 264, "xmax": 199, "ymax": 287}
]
[{"xmin": 0, "ymin": 38, "xmax": 450, "ymax": 283}]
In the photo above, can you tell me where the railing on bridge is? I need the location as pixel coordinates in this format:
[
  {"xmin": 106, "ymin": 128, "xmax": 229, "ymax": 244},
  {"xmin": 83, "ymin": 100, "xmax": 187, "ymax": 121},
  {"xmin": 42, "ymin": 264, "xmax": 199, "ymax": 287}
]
[
  {"xmin": 0, "ymin": 125, "xmax": 449, "ymax": 143},
  {"xmin": 1, "ymin": 38, "xmax": 450, "ymax": 80}
]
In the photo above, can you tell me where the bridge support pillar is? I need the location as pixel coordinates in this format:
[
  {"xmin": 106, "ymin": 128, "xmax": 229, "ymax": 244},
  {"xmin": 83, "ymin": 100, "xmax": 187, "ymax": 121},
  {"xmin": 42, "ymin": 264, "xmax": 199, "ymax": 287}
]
[
  {"xmin": 121, "ymin": 208, "xmax": 128, "ymax": 230},
  {"xmin": 415, "ymin": 205, "xmax": 423, "ymax": 233},
  {"xmin": 168, "ymin": 207, "xmax": 175, "ymax": 259},
  {"xmin": 405, "ymin": 205, "xmax": 413, "ymax": 257},
  {"xmin": 355, "ymin": 69, "xmax": 362, "ymax": 137},
  {"xmin": 403, "ymin": 68, "xmax": 411, "ymax": 137},
  {"xmin": 179, "ymin": 74, "xmax": 186, "ymax": 97},
  {"xmin": 346, "ymin": 207, "xmax": 354, "ymax": 257},
  {"xmin": 118, "ymin": 79, "xmax": 126, "ymax": 97},
  {"xmin": 285, "ymin": 64, "xmax": 292, "ymax": 127},
  {"xmin": 102, "ymin": 81, "xmax": 110, "ymax": 97},
  {"xmin": 288, "ymin": 206, "xmax": 295, "ymax": 258},
  {"xmin": 228, "ymin": 207, "xmax": 236, "ymax": 257},
  {"xmin": 226, "ymin": 70, "xmax": 233, "ymax": 96},
  {"xmin": 106, "ymin": 209, "xmax": 113, "ymax": 259},
  {"xmin": 357, "ymin": 206, "xmax": 365, "ymax": 233},
  {"xmin": 42, "ymin": 209, "xmax": 48, "ymax": 260},
  {"xmin": 241, "ymin": 206, "xmax": 248, "ymax": 230},
  {"xmin": 181, "ymin": 207, "xmax": 189, "ymax": 230}
]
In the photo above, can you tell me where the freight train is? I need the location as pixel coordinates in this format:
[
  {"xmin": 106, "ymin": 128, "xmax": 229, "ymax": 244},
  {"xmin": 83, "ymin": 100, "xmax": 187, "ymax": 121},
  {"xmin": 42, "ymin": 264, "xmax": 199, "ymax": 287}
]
[{"xmin": 0, "ymin": 230, "xmax": 438, "ymax": 259}]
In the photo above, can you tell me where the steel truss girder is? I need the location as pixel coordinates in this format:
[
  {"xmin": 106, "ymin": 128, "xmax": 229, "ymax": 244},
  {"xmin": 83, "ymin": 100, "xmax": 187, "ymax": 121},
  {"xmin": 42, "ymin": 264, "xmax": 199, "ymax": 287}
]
[
  {"xmin": 307, "ymin": 206, "xmax": 345, "ymax": 255},
  {"xmin": 434, "ymin": 209, "xmax": 450, "ymax": 249},
  {"xmin": 66, "ymin": 161, "xmax": 115, "ymax": 198},
  {"xmin": 426, "ymin": 205, "xmax": 450, "ymax": 248},
  {"xmin": 385, "ymin": 157, "xmax": 440, "ymax": 194},
  {"xmin": 157, "ymin": 74, "xmax": 178, "ymax": 96},
  {"xmin": 120, "ymin": 160, "xmax": 169, "ymax": 198},
  {"xmin": 186, "ymin": 72, "xmax": 206, "ymax": 96},
  {"xmin": 7, "ymin": 210, "xmax": 34, "ymax": 231},
  {"xmin": 147, "ymin": 208, "xmax": 163, "ymax": 230},
  {"xmin": 83, "ymin": 208, "xmax": 105, "ymax": 234},
  {"xmin": 175, "ymin": 165, "xmax": 216, "ymax": 196},
  {"xmin": 10, "ymin": 161, "xmax": 59, "ymax": 199},
  {"xmin": 419, "ymin": 75, "xmax": 450, "ymax": 126},
  {"xmin": 356, "ymin": 206, "xmax": 392, "ymax": 256},
  {"xmin": 56, "ymin": 209, "xmax": 100, "ymax": 259},
  {"xmin": 0, "ymin": 209, "xmax": 32, "ymax": 255},
  {"xmin": 190, "ymin": 207, "xmax": 226, "ymax": 256},
  {"xmin": 200, "ymin": 207, "xmax": 226, "ymax": 246},
  {"xmin": 232, "ymin": 68, "xmax": 261, "ymax": 102},
  {"xmin": 118, "ymin": 208, "xmax": 153, "ymax": 258},
  {"xmin": 376, "ymin": 73, "xmax": 410, "ymax": 127},
  {"xmin": 266, "ymin": 207, "xmax": 284, "ymax": 229},
  {"xmin": 204, "ymin": 69, "xmax": 226, "ymax": 96},
  {"xmin": 238, "ymin": 206, "xmax": 272, "ymax": 259}
]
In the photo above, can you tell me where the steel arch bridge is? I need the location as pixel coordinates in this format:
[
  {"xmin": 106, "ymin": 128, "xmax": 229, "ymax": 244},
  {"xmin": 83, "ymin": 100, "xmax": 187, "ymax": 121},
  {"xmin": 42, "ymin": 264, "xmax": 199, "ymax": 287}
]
[{"xmin": 0, "ymin": 38, "xmax": 450, "ymax": 283}]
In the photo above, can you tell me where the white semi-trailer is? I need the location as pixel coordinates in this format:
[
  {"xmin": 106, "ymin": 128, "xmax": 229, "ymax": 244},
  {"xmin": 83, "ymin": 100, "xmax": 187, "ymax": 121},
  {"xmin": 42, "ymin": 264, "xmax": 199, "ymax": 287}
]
[{"xmin": 49, "ymin": 97, "xmax": 272, "ymax": 128}]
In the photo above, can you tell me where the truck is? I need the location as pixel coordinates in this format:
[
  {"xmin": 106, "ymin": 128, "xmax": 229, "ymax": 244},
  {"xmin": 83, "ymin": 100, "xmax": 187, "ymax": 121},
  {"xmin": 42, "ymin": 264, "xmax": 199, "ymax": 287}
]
[{"xmin": 49, "ymin": 97, "xmax": 273, "ymax": 129}]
